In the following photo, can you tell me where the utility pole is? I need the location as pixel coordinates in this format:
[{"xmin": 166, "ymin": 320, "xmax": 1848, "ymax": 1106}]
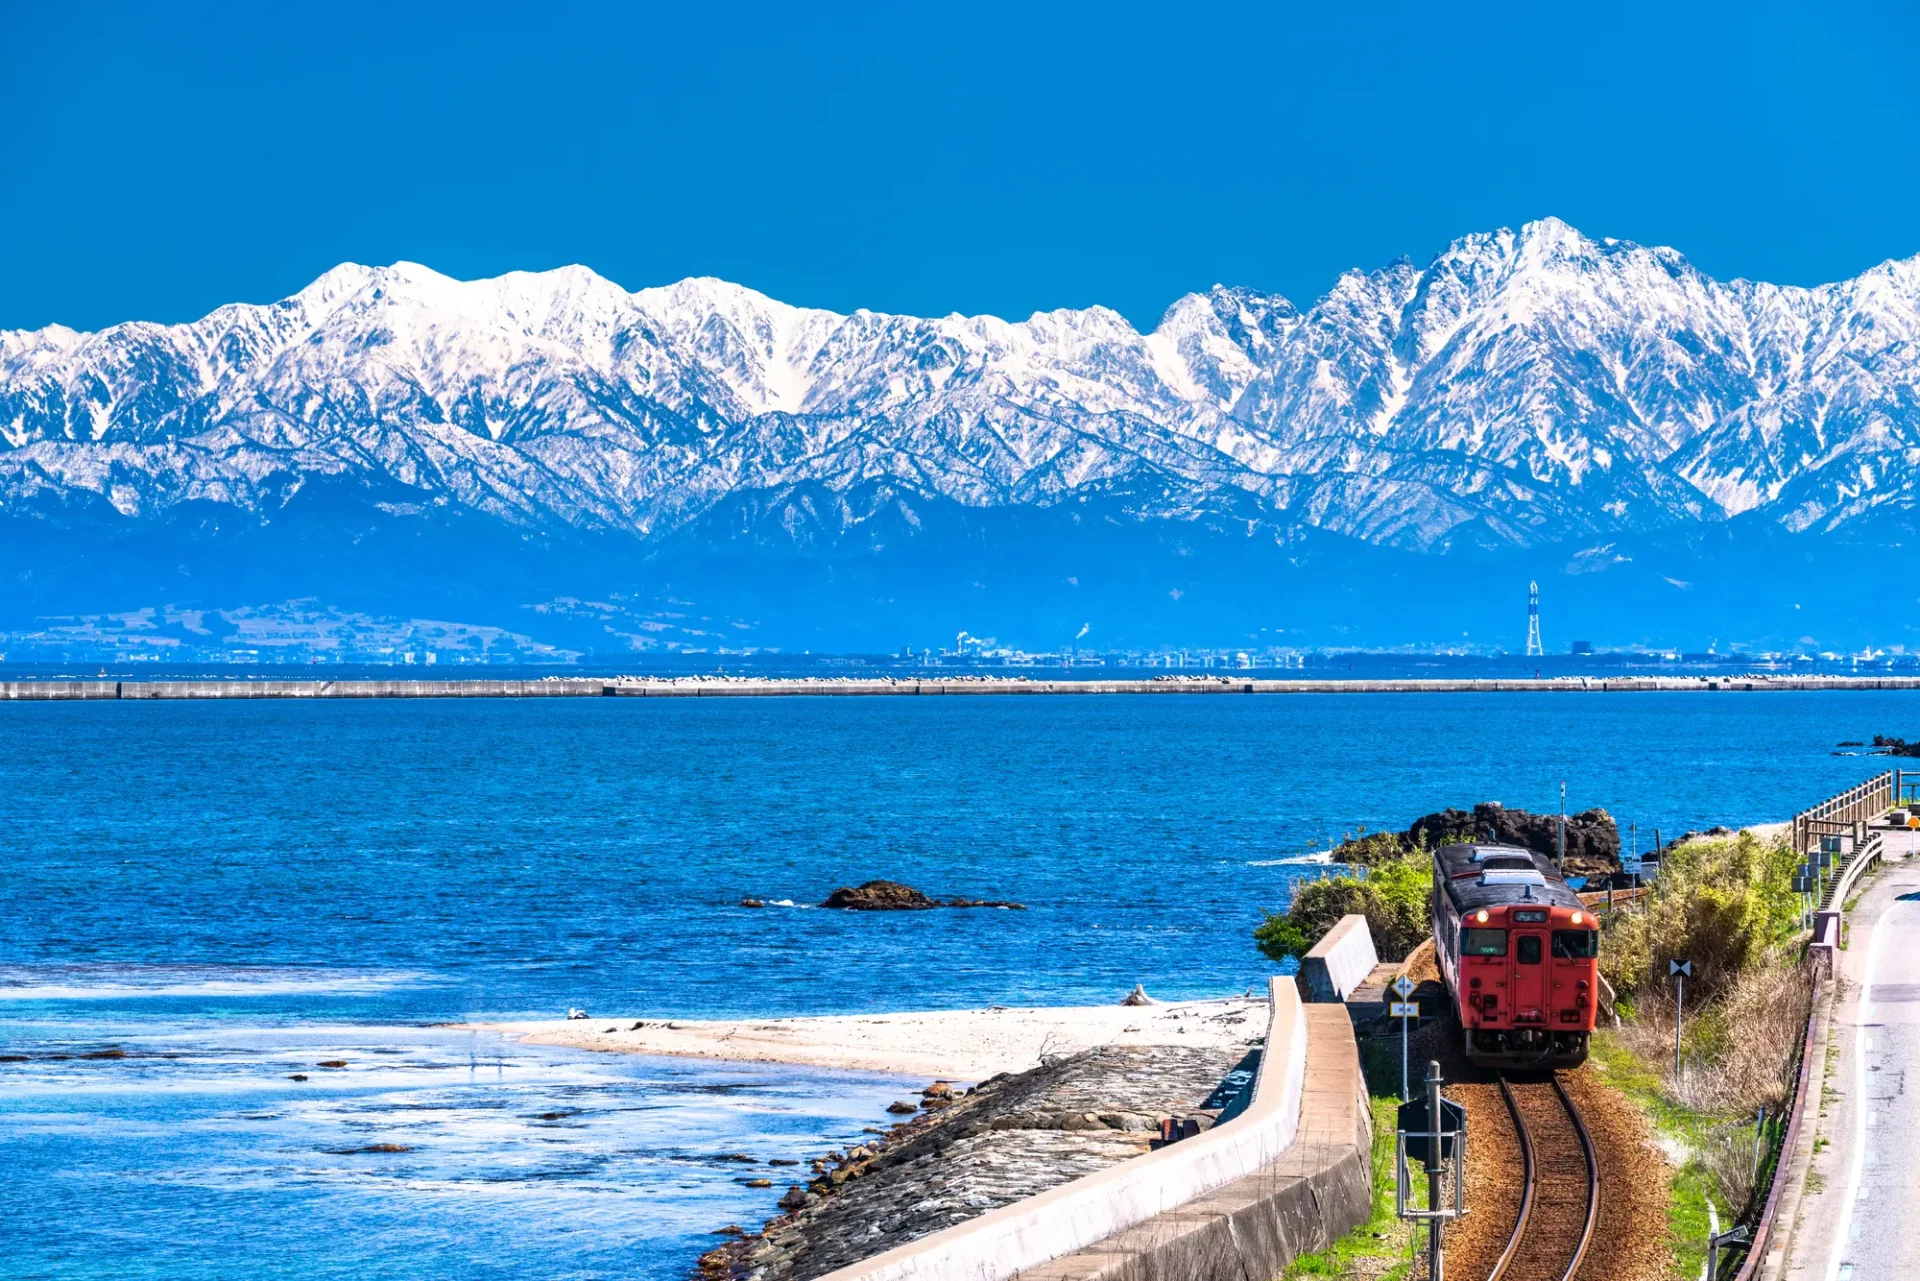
[{"xmin": 1557, "ymin": 781, "xmax": 1566, "ymax": 873}]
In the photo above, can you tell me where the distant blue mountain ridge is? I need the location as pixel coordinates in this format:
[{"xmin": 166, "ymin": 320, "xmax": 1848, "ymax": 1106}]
[{"xmin": 3, "ymin": 218, "xmax": 1917, "ymax": 653}]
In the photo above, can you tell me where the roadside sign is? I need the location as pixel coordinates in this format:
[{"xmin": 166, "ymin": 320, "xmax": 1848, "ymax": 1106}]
[
  {"xmin": 1390, "ymin": 1002, "xmax": 1420, "ymax": 1017},
  {"xmin": 1392, "ymin": 975, "xmax": 1416, "ymax": 999},
  {"xmin": 1670, "ymin": 959, "xmax": 1693, "ymax": 978}
]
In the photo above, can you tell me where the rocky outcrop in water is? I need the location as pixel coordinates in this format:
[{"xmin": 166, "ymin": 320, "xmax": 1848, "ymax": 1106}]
[{"xmin": 819, "ymin": 880, "xmax": 1024, "ymax": 911}]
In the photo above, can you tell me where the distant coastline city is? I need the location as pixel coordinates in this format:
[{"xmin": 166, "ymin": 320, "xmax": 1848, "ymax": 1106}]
[{"xmin": 1, "ymin": 588, "xmax": 1911, "ymax": 676}]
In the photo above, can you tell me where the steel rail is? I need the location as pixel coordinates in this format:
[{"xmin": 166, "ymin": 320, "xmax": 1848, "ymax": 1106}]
[
  {"xmin": 1553, "ymin": 1074, "xmax": 1600, "ymax": 1281},
  {"xmin": 1485, "ymin": 1075, "xmax": 1599, "ymax": 1281},
  {"xmin": 1486, "ymin": 1077, "xmax": 1536, "ymax": 1281}
]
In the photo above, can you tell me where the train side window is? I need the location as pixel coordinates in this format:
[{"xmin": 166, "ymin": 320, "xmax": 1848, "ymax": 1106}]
[
  {"xmin": 1516, "ymin": 935, "xmax": 1542, "ymax": 965},
  {"xmin": 1552, "ymin": 930, "xmax": 1599, "ymax": 959},
  {"xmin": 1462, "ymin": 928, "xmax": 1507, "ymax": 956}
]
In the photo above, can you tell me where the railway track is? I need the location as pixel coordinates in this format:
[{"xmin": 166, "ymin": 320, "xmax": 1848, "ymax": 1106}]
[{"xmin": 1484, "ymin": 1074, "xmax": 1599, "ymax": 1281}]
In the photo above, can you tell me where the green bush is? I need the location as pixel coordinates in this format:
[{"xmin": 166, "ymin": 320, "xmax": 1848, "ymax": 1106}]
[
  {"xmin": 1255, "ymin": 853, "xmax": 1431, "ymax": 964},
  {"xmin": 1330, "ymin": 828, "xmax": 1411, "ymax": 867},
  {"xmin": 1602, "ymin": 830, "xmax": 1802, "ymax": 1001}
]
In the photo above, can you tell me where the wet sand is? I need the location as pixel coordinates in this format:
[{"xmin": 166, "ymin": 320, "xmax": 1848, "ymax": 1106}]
[{"xmin": 467, "ymin": 995, "xmax": 1268, "ymax": 1080}]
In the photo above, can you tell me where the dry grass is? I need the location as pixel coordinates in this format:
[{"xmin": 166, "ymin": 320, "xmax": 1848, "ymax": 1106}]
[
  {"xmin": 1610, "ymin": 955, "xmax": 1811, "ymax": 1218},
  {"xmin": 1614, "ymin": 954, "xmax": 1811, "ymax": 1117}
]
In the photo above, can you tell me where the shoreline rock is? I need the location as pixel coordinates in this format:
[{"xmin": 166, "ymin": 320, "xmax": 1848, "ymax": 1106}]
[{"xmin": 1404, "ymin": 802, "xmax": 1624, "ymax": 880}]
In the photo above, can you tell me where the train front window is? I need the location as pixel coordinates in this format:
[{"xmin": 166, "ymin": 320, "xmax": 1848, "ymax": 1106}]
[
  {"xmin": 1516, "ymin": 935, "xmax": 1542, "ymax": 965},
  {"xmin": 1553, "ymin": 930, "xmax": 1599, "ymax": 959},
  {"xmin": 1463, "ymin": 928, "xmax": 1507, "ymax": 956}
]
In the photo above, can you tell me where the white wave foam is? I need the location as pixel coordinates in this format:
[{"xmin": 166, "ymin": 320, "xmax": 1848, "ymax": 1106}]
[
  {"xmin": 0, "ymin": 966, "xmax": 430, "ymax": 1001},
  {"xmin": 1245, "ymin": 849, "xmax": 1336, "ymax": 867}
]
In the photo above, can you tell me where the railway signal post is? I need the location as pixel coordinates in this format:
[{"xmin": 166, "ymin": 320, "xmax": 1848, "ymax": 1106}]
[
  {"xmin": 1391, "ymin": 974, "xmax": 1418, "ymax": 1100},
  {"xmin": 1670, "ymin": 959, "xmax": 1692, "ymax": 1080},
  {"xmin": 1396, "ymin": 1059, "xmax": 1466, "ymax": 1281}
]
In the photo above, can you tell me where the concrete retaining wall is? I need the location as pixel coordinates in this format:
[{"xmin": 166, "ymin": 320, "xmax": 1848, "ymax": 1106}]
[
  {"xmin": 8, "ymin": 675, "xmax": 1920, "ymax": 700},
  {"xmin": 1296, "ymin": 914, "xmax": 1379, "ymax": 1003},
  {"xmin": 1017, "ymin": 1003, "xmax": 1372, "ymax": 1281},
  {"xmin": 811, "ymin": 976, "xmax": 1312, "ymax": 1281}
]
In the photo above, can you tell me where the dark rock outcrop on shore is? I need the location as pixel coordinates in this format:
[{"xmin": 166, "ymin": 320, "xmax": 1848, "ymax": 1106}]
[
  {"xmin": 1872, "ymin": 734, "xmax": 1920, "ymax": 757},
  {"xmin": 819, "ymin": 880, "xmax": 1025, "ymax": 911},
  {"xmin": 695, "ymin": 1040, "xmax": 1251, "ymax": 1280},
  {"xmin": 1406, "ymin": 803, "xmax": 1623, "ymax": 879}
]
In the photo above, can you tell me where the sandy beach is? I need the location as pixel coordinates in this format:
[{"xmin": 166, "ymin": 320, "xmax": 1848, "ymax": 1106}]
[{"xmin": 469, "ymin": 995, "xmax": 1270, "ymax": 1081}]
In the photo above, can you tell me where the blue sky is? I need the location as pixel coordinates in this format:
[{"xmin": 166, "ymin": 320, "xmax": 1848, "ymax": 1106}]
[{"xmin": 3, "ymin": 1, "xmax": 1915, "ymax": 333}]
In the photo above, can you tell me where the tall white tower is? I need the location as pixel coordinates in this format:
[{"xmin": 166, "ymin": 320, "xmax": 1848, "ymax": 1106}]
[{"xmin": 1525, "ymin": 581, "xmax": 1543, "ymax": 657}]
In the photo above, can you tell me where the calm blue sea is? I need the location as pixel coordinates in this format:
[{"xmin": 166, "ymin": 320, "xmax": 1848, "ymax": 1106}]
[{"xmin": 0, "ymin": 692, "xmax": 1908, "ymax": 1277}]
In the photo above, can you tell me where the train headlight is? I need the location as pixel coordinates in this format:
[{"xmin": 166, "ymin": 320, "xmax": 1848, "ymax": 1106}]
[
  {"xmin": 1571, "ymin": 911, "xmax": 1584, "ymax": 925},
  {"xmin": 1475, "ymin": 909, "xmax": 1489, "ymax": 924}
]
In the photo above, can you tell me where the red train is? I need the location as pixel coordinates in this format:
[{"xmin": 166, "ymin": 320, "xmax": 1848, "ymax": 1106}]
[{"xmin": 1431, "ymin": 842, "xmax": 1600, "ymax": 1069}]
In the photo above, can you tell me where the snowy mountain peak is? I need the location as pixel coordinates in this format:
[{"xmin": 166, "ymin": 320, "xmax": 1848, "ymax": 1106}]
[{"xmin": 4, "ymin": 221, "xmax": 1920, "ymax": 555}]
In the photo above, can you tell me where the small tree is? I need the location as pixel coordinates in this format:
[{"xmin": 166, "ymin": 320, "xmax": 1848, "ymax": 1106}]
[{"xmin": 1255, "ymin": 856, "xmax": 1429, "ymax": 964}]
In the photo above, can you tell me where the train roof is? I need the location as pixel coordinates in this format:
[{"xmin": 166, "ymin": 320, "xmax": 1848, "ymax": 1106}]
[{"xmin": 1433, "ymin": 842, "xmax": 1585, "ymax": 912}]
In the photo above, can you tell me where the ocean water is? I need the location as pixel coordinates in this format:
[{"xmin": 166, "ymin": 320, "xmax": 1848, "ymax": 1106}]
[{"xmin": 1, "ymin": 691, "xmax": 1910, "ymax": 1277}]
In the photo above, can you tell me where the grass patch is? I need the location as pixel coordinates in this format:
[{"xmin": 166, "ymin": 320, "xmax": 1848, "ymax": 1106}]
[
  {"xmin": 1283, "ymin": 1092, "xmax": 1419, "ymax": 1279},
  {"xmin": 1593, "ymin": 1031, "xmax": 1763, "ymax": 1279}
]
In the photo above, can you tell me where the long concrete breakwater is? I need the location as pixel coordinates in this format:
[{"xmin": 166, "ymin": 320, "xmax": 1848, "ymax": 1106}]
[{"xmin": 6, "ymin": 674, "xmax": 1920, "ymax": 700}]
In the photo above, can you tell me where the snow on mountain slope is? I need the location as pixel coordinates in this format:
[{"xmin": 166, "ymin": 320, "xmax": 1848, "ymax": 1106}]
[{"xmin": 4, "ymin": 219, "xmax": 1919, "ymax": 551}]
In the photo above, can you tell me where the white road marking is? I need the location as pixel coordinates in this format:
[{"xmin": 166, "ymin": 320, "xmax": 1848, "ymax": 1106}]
[{"xmin": 1827, "ymin": 910, "xmax": 1890, "ymax": 1281}]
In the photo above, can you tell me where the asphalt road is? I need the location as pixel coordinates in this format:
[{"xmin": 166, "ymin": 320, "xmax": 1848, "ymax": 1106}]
[{"xmin": 1783, "ymin": 850, "xmax": 1920, "ymax": 1281}]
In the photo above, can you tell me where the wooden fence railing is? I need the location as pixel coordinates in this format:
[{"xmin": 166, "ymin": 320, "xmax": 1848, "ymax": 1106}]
[{"xmin": 1789, "ymin": 770, "xmax": 1895, "ymax": 855}]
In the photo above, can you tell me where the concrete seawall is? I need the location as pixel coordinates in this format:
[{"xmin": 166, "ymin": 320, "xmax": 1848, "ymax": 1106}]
[
  {"xmin": 802, "ymin": 971, "xmax": 1374, "ymax": 1281},
  {"xmin": 6, "ymin": 674, "xmax": 1920, "ymax": 701},
  {"xmin": 1296, "ymin": 914, "xmax": 1381, "ymax": 1004},
  {"xmin": 1017, "ymin": 1003, "xmax": 1372, "ymax": 1281}
]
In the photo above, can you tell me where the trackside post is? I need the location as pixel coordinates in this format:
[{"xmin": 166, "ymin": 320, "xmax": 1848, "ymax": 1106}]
[{"xmin": 1395, "ymin": 1059, "xmax": 1466, "ymax": 1281}]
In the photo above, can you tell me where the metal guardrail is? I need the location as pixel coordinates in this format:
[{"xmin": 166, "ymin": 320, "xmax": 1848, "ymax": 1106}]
[{"xmin": 1812, "ymin": 830, "xmax": 1884, "ymax": 947}]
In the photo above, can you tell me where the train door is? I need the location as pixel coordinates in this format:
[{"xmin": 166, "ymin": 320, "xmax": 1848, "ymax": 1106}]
[{"xmin": 1511, "ymin": 928, "xmax": 1548, "ymax": 1018}]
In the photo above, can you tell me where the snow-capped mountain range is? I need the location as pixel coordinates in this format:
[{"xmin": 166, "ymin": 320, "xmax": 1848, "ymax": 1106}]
[{"xmin": 6, "ymin": 216, "xmax": 1918, "ymax": 557}]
